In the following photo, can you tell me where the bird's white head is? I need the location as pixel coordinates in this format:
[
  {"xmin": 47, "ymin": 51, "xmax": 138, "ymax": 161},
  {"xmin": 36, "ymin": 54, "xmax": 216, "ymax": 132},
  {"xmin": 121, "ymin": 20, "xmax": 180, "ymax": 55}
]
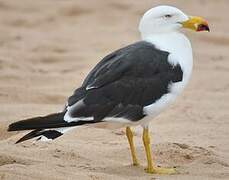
[{"xmin": 139, "ymin": 5, "xmax": 209, "ymax": 37}]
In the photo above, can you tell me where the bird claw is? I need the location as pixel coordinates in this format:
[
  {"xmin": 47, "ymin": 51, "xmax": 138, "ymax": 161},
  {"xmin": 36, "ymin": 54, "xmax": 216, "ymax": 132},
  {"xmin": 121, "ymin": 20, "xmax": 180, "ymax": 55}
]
[
  {"xmin": 132, "ymin": 162, "xmax": 140, "ymax": 166},
  {"xmin": 144, "ymin": 167, "xmax": 176, "ymax": 174}
]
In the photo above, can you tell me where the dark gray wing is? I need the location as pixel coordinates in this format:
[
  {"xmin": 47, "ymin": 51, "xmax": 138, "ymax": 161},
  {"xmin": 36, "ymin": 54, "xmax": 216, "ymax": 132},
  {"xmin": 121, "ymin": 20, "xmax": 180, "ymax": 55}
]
[
  {"xmin": 82, "ymin": 42, "xmax": 140, "ymax": 89},
  {"xmin": 66, "ymin": 41, "xmax": 183, "ymax": 122}
]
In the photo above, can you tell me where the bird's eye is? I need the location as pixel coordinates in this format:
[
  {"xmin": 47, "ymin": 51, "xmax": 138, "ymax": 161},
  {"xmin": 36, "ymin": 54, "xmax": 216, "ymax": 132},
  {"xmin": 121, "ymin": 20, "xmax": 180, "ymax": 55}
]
[{"xmin": 164, "ymin": 14, "xmax": 172, "ymax": 18}]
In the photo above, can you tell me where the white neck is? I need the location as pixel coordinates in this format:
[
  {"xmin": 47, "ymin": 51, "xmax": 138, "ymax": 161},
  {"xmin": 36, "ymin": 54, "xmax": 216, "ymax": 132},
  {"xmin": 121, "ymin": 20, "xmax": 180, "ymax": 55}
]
[{"xmin": 141, "ymin": 32, "xmax": 193, "ymax": 85}]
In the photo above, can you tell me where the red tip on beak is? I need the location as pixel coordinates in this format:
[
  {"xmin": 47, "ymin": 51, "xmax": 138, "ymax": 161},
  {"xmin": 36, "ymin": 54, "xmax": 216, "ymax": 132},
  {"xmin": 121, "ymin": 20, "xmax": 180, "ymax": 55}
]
[{"xmin": 197, "ymin": 24, "xmax": 210, "ymax": 32}]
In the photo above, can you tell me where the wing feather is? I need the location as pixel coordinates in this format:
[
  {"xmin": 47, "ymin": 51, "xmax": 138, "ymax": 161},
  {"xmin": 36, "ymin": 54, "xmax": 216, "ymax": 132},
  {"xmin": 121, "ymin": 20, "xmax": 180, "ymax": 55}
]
[{"xmin": 65, "ymin": 41, "xmax": 183, "ymax": 123}]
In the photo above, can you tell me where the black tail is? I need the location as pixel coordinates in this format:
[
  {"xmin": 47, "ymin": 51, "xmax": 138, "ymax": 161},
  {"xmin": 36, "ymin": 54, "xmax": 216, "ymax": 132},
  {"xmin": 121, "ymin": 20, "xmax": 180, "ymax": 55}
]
[
  {"xmin": 8, "ymin": 112, "xmax": 95, "ymax": 143},
  {"xmin": 8, "ymin": 112, "xmax": 91, "ymax": 131},
  {"xmin": 15, "ymin": 129, "xmax": 63, "ymax": 144}
]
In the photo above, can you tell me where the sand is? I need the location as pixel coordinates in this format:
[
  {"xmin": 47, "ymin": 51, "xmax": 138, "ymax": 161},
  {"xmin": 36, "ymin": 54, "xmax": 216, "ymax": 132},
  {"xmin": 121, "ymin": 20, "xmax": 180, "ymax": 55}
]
[{"xmin": 0, "ymin": 0, "xmax": 229, "ymax": 179}]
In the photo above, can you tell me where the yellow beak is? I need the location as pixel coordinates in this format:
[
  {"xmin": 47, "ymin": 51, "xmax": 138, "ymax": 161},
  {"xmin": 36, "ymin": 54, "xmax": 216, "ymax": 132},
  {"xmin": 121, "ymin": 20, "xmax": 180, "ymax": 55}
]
[{"xmin": 181, "ymin": 16, "xmax": 210, "ymax": 32}]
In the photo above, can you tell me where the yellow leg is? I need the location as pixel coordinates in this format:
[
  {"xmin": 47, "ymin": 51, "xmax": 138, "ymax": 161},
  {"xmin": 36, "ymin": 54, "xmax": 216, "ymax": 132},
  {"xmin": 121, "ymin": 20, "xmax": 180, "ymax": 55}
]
[
  {"xmin": 142, "ymin": 127, "xmax": 176, "ymax": 174},
  {"xmin": 126, "ymin": 127, "xmax": 139, "ymax": 166}
]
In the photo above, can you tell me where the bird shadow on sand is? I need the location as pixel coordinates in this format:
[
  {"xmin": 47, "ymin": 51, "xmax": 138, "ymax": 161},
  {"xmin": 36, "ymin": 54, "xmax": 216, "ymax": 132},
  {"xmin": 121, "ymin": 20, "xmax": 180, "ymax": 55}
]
[{"xmin": 94, "ymin": 164, "xmax": 146, "ymax": 177}]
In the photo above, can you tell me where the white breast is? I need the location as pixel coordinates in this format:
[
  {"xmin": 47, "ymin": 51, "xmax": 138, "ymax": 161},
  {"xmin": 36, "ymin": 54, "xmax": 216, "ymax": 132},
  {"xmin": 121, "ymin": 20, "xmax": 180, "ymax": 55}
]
[{"xmin": 142, "ymin": 32, "xmax": 193, "ymax": 122}]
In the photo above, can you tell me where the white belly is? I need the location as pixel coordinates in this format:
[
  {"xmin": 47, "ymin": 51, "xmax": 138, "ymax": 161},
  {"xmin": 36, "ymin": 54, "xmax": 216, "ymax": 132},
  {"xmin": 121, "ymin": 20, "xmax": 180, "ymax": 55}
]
[{"xmin": 143, "ymin": 81, "xmax": 185, "ymax": 118}]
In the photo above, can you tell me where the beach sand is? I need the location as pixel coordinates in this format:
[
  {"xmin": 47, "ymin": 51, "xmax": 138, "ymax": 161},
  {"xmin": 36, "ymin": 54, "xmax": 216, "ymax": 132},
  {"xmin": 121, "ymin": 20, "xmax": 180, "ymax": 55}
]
[{"xmin": 0, "ymin": 0, "xmax": 229, "ymax": 179}]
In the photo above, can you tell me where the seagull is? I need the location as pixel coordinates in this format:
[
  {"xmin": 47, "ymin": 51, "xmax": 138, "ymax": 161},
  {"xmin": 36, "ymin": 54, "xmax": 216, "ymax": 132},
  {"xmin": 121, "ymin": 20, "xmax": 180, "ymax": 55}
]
[{"xmin": 8, "ymin": 5, "xmax": 209, "ymax": 174}]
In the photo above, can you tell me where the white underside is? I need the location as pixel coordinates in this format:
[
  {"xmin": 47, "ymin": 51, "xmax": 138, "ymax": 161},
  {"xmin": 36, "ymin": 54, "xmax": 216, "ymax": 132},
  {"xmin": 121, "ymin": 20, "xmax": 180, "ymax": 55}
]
[{"xmin": 64, "ymin": 31, "xmax": 193, "ymax": 129}]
